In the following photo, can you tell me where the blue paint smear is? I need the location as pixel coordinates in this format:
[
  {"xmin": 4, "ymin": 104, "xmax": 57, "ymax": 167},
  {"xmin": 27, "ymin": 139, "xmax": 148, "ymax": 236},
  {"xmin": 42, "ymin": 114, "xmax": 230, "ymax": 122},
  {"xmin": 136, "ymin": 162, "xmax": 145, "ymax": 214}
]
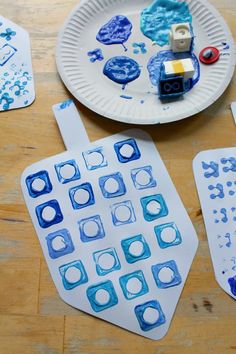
[
  {"xmin": 87, "ymin": 48, "xmax": 104, "ymax": 63},
  {"xmin": 228, "ymin": 276, "xmax": 236, "ymax": 296},
  {"xmin": 103, "ymin": 56, "xmax": 141, "ymax": 86},
  {"xmin": 147, "ymin": 50, "xmax": 200, "ymax": 94},
  {"xmin": 133, "ymin": 42, "xmax": 147, "ymax": 55},
  {"xmin": 140, "ymin": 0, "xmax": 192, "ymax": 46},
  {"xmin": 59, "ymin": 99, "xmax": 73, "ymax": 110},
  {"xmin": 120, "ymin": 95, "xmax": 133, "ymax": 100},
  {"xmin": 96, "ymin": 15, "xmax": 132, "ymax": 51}
]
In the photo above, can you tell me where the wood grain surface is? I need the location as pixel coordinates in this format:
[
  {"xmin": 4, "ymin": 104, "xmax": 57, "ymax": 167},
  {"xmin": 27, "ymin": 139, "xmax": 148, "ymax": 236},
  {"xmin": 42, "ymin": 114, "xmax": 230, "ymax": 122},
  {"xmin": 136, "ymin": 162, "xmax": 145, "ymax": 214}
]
[{"xmin": 0, "ymin": 0, "xmax": 235, "ymax": 353}]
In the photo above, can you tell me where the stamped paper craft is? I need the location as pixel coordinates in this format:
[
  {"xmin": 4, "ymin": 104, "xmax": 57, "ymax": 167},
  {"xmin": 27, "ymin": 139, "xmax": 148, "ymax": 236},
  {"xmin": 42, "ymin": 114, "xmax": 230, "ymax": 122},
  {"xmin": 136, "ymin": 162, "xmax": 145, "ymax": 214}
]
[
  {"xmin": 193, "ymin": 148, "xmax": 236, "ymax": 299},
  {"xmin": 0, "ymin": 15, "xmax": 35, "ymax": 111},
  {"xmin": 21, "ymin": 100, "xmax": 198, "ymax": 340}
]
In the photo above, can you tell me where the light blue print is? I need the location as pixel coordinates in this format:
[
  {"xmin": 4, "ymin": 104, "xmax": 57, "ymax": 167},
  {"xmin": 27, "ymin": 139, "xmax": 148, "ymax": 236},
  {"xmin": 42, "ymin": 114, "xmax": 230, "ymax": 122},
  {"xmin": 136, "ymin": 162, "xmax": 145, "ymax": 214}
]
[
  {"xmin": 87, "ymin": 280, "xmax": 118, "ymax": 312},
  {"xmin": 59, "ymin": 260, "xmax": 88, "ymax": 290}
]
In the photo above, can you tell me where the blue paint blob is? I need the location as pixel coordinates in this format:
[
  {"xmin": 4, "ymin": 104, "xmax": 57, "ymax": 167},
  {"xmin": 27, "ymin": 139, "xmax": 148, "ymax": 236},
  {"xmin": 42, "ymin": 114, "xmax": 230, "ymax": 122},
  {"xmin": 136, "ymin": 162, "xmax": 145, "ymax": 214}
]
[
  {"xmin": 96, "ymin": 15, "xmax": 132, "ymax": 51},
  {"xmin": 132, "ymin": 42, "xmax": 147, "ymax": 55},
  {"xmin": 140, "ymin": 0, "xmax": 192, "ymax": 46},
  {"xmin": 228, "ymin": 275, "xmax": 236, "ymax": 296},
  {"xmin": 103, "ymin": 56, "xmax": 141, "ymax": 86},
  {"xmin": 147, "ymin": 50, "xmax": 200, "ymax": 92},
  {"xmin": 87, "ymin": 48, "xmax": 104, "ymax": 63}
]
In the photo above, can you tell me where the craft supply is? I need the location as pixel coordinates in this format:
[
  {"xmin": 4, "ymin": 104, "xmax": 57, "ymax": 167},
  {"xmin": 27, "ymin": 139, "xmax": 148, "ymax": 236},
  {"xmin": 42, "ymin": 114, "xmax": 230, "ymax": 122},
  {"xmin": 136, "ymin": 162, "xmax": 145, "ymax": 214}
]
[
  {"xmin": 169, "ymin": 23, "xmax": 193, "ymax": 53},
  {"xmin": 193, "ymin": 148, "xmax": 236, "ymax": 299},
  {"xmin": 0, "ymin": 15, "xmax": 35, "ymax": 111},
  {"xmin": 163, "ymin": 58, "xmax": 195, "ymax": 79},
  {"xmin": 199, "ymin": 47, "xmax": 220, "ymax": 65},
  {"xmin": 21, "ymin": 100, "xmax": 198, "ymax": 340}
]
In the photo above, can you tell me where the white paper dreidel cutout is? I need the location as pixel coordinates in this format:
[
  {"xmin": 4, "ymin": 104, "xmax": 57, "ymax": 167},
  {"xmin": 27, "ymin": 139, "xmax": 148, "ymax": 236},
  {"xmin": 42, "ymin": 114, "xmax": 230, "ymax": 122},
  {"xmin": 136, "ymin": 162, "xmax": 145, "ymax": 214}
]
[
  {"xmin": 21, "ymin": 100, "xmax": 198, "ymax": 340},
  {"xmin": 193, "ymin": 148, "xmax": 236, "ymax": 300},
  {"xmin": 0, "ymin": 15, "xmax": 35, "ymax": 111}
]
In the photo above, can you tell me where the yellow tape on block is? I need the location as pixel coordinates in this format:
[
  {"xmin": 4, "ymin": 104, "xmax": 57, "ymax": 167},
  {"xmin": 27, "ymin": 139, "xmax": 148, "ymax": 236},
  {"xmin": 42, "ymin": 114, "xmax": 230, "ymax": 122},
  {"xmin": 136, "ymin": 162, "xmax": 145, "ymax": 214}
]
[{"xmin": 172, "ymin": 60, "xmax": 185, "ymax": 75}]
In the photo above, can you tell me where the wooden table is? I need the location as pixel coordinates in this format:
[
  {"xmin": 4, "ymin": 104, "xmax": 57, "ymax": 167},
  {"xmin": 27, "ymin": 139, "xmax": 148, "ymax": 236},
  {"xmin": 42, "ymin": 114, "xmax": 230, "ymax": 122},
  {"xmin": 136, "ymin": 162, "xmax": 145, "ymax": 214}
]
[{"xmin": 0, "ymin": 1, "xmax": 235, "ymax": 353}]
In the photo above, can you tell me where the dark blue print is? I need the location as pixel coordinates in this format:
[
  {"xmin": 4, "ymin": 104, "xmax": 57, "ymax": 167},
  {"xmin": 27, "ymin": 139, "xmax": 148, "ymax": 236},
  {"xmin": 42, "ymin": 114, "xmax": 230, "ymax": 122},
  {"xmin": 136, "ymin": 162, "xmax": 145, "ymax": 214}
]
[
  {"xmin": 208, "ymin": 183, "xmax": 224, "ymax": 199},
  {"xmin": 131, "ymin": 166, "xmax": 157, "ymax": 190},
  {"xmin": 93, "ymin": 247, "xmax": 121, "ymax": 276},
  {"xmin": 87, "ymin": 48, "xmax": 104, "ymax": 63},
  {"xmin": 221, "ymin": 157, "xmax": 236, "ymax": 173},
  {"xmin": 103, "ymin": 56, "xmax": 141, "ymax": 87},
  {"xmin": 121, "ymin": 235, "xmax": 151, "ymax": 264},
  {"xmin": 119, "ymin": 270, "xmax": 149, "ymax": 300},
  {"xmin": 78, "ymin": 215, "xmax": 105, "ymax": 243},
  {"xmin": 99, "ymin": 172, "xmax": 126, "ymax": 199},
  {"xmin": 59, "ymin": 260, "xmax": 88, "ymax": 290},
  {"xmin": 96, "ymin": 15, "xmax": 132, "ymax": 51},
  {"xmin": 0, "ymin": 44, "xmax": 17, "ymax": 67},
  {"xmin": 46, "ymin": 229, "xmax": 75, "ymax": 259},
  {"xmin": 152, "ymin": 260, "xmax": 182, "ymax": 289},
  {"xmin": 26, "ymin": 170, "xmax": 52, "ymax": 198},
  {"xmin": 82, "ymin": 147, "xmax": 108, "ymax": 171},
  {"xmin": 55, "ymin": 160, "xmax": 81, "ymax": 184},
  {"xmin": 87, "ymin": 280, "xmax": 118, "ymax": 312},
  {"xmin": 114, "ymin": 138, "xmax": 141, "ymax": 163},
  {"xmin": 69, "ymin": 183, "xmax": 95, "ymax": 210},
  {"xmin": 110, "ymin": 200, "xmax": 136, "ymax": 226},
  {"xmin": 36, "ymin": 200, "xmax": 63, "ymax": 229},
  {"xmin": 134, "ymin": 300, "xmax": 166, "ymax": 332},
  {"xmin": 0, "ymin": 27, "xmax": 16, "ymax": 41},
  {"xmin": 228, "ymin": 275, "xmax": 236, "ymax": 296},
  {"xmin": 154, "ymin": 222, "xmax": 182, "ymax": 249},
  {"xmin": 140, "ymin": 194, "xmax": 169, "ymax": 222},
  {"xmin": 202, "ymin": 161, "xmax": 219, "ymax": 178}
]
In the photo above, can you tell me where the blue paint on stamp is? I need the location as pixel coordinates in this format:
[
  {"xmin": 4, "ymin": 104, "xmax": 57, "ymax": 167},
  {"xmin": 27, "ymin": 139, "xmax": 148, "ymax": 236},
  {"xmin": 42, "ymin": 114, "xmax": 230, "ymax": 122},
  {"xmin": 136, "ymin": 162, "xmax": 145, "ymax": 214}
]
[
  {"xmin": 99, "ymin": 172, "xmax": 126, "ymax": 199},
  {"xmin": 59, "ymin": 260, "xmax": 88, "ymax": 290},
  {"xmin": 26, "ymin": 170, "xmax": 52, "ymax": 198},
  {"xmin": 152, "ymin": 260, "xmax": 182, "ymax": 289},
  {"xmin": 114, "ymin": 138, "xmax": 141, "ymax": 163},
  {"xmin": 93, "ymin": 247, "xmax": 121, "ymax": 276},
  {"xmin": 36, "ymin": 200, "xmax": 63, "ymax": 229},
  {"xmin": 111, "ymin": 200, "xmax": 136, "ymax": 226},
  {"xmin": 134, "ymin": 300, "xmax": 166, "ymax": 331},
  {"xmin": 87, "ymin": 280, "xmax": 118, "ymax": 312},
  {"xmin": 121, "ymin": 234, "xmax": 151, "ymax": 264},
  {"xmin": 69, "ymin": 183, "xmax": 95, "ymax": 210},
  {"xmin": 46, "ymin": 229, "xmax": 75, "ymax": 259},
  {"xmin": 55, "ymin": 160, "xmax": 81, "ymax": 184},
  {"xmin": 119, "ymin": 270, "xmax": 149, "ymax": 300},
  {"xmin": 131, "ymin": 165, "xmax": 157, "ymax": 190},
  {"xmin": 78, "ymin": 215, "xmax": 105, "ymax": 243},
  {"xmin": 140, "ymin": 194, "xmax": 169, "ymax": 222},
  {"xmin": 154, "ymin": 222, "xmax": 182, "ymax": 249}
]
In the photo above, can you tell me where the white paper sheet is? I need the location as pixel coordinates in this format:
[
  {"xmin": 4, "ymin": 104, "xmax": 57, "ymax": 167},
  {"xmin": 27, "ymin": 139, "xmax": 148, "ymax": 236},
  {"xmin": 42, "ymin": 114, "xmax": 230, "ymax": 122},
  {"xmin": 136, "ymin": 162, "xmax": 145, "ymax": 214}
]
[
  {"xmin": 0, "ymin": 15, "xmax": 35, "ymax": 111},
  {"xmin": 21, "ymin": 100, "xmax": 198, "ymax": 340},
  {"xmin": 231, "ymin": 103, "xmax": 236, "ymax": 124},
  {"xmin": 193, "ymin": 148, "xmax": 236, "ymax": 299}
]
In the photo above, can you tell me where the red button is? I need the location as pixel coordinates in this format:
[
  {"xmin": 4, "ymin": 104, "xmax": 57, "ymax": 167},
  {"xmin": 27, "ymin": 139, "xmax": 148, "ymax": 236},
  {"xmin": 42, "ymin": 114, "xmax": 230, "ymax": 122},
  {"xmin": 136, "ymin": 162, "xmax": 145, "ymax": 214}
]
[{"xmin": 199, "ymin": 46, "xmax": 220, "ymax": 64}]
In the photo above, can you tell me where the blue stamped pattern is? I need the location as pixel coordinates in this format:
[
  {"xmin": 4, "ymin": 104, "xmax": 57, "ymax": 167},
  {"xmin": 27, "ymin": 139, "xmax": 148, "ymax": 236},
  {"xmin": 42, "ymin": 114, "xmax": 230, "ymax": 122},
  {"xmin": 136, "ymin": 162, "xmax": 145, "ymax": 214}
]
[
  {"xmin": 202, "ymin": 161, "xmax": 219, "ymax": 178},
  {"xmin": 134, "ymin": 300, "xmax": 166, "ymax": 331},
  {"xmin": 87, "ymin": 280, "xmax": 118, "ymax": 312},
  {"xmin": 36, "ymin": 200, "xmax": 63, "ymax": 229},
  {"xmin": 0, "ymin": 27, "xmax": 16, "ymax": 41},
  {"xmin": 154, "ymin": 222, "xmax": 182, "ymax": 249},
  {"xmin": 221, "ymin": 157, "xmax": 236, "ymax": 173},
  {"xmin": 121, "ymin": 234, "xmax": 151, "ymax": 264},
  {"xmin": 111, "ymin": 200, "xmax": 136, "ymax": 226},
  {"xmin": 0, "ymin": 44, "xmax": 17, "ymax": 67},
  {"xmin": 119, "ymin": 270, "xmax": 149, "ymax": 300},
  {"xmin": 131, "ymin": 165, "xmax": 157, "ymax": 190},
  {"xmin": 69, "ymin": 183, "xmax": 95, "ymax": 210},
  {"xmin": 59, "ymin": 260, "xmax": 88, "ymax": 290},
  {"xmin": 78, "ymin": 215, "xmax": 105, "ymax": 243},
  {"xmin": 114, "ymin": 138, "xmax": 141, "ymax": 163},
  {"xmin": 46, "ymin": 229, "xmax": 75, "ymax": 259},
  {"xmin": 55, "ymin": 160, "xmax": 81, "ymax": 184},
  {"xmin": 83, "ymin": 147, "xmax": 108, "ymax": 171},
  {"xmin": 141, "ymin": 194, "xmax": 169, "ymax": 222},
  {"xmin": 152, "ymin": 260, "xmax": 182, "ymax": 289},
  {"xmin": 208, "ymin": 183, "xmax": 224, "ymax": 199},
  {"xmin": 26, "ymin": 170, "xmax": 53, "ymax": 198},
  {"xmin": 93, "ymin": 247, "xmax": 121, "ymax": 276},
  {"xmin": 99, "ymin": 172, "xmax": 126, "ymax": 199}
]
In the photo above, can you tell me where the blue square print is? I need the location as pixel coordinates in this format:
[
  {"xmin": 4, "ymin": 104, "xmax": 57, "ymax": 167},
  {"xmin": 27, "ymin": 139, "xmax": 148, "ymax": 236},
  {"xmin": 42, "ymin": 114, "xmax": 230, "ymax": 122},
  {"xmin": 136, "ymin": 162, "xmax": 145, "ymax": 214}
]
[
  {"xmin": 69, "ymin": 183, "xmax": 95, "ymax": 210},
  {"xmin": 154, "ymin": 222, "xmax": 182, "ymax": 249},
  {"xmin": 119, "ymin": 270, "xmax": 149, "ymax": 300},
  {"xmin": 26, "ymin": 170, "xmax": 52, "ymax": 198},
  {"xmin": 121, "ymin": 235, "xmax": 151, "ymax": 264},
  {"xmin": 36, "ymin": 200, "xmax": 63, "ymax": 229},
  {"xmin": 134, "ymin": 300, "xmax": 166, "ymax": 332},
  {"xmin": 83, "ymin": 147, "xmax": 108, "ymax": 171},
  {"xmin": 111, "ymin": 200, "xmax": 136, "ymax": 226},
  {"xmin": 59, "ymin": 260, "xmax": 88, "ymax": 290},
  {"xmin": 93, "ymin": 247, "xmax": 121, "ymax": 276},
  {"xmin": 131, "ymin": 166, "xmax": 157, "ymax": 190},
  {"xmin": 46, "ymin": 229, "xmax": 75, "ymax": 259},
  {"xmin": 55, "ymin": 160, "xmax": 81, "ymax": 184},
  {"xmin": 99, "ymin": 172, "xmax": 126, "ymax": 199},
  {"xmin": 140, "ymin": 194, "xmax": 168, "ymax": 222},
  {"xmin": 86, "ymin": 280, "xmax": 118, "ymax": 312},
  {"xmin": 151, "ymin": 260, "xmax": 182, "ymax": 289},
  {"xmin": 78, "ymin": 215, "xmax": 105, "ymax": 242},
  {"xmin": 114, "ymin": 138, "xmax": 141, "ymax": 163}
]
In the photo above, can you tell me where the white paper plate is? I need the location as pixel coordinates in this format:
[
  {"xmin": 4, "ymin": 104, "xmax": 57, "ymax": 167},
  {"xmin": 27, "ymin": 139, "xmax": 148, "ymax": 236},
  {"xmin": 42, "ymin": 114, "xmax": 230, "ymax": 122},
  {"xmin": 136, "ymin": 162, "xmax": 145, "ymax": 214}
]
[{"xmin": 56, "ymin": 0, "xmax": 235, "ymax": 125}]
